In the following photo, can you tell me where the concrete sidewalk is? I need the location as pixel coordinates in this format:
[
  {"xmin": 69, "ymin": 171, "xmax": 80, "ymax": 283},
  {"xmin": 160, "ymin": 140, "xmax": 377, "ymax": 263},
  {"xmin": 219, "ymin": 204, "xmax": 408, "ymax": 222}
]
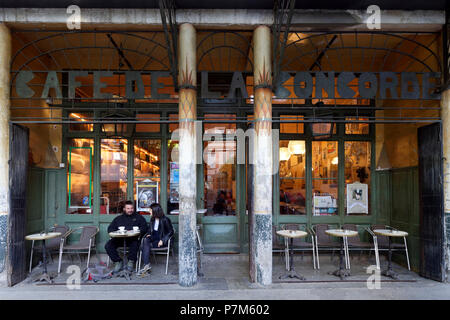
[{"xmin": 0, "ymin": 254, "xmax": 448, "ymax": 300}]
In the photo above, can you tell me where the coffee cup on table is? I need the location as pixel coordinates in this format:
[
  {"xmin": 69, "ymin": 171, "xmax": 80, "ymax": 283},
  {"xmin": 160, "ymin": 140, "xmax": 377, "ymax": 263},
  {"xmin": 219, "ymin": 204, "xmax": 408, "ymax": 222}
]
[
  {"xmin": 133, "ymin": 226, "xmax": 139, "ymax": 232},
  {"xmin": 118, "ymin": 226, "xmax": 125, "ymax": 232}
]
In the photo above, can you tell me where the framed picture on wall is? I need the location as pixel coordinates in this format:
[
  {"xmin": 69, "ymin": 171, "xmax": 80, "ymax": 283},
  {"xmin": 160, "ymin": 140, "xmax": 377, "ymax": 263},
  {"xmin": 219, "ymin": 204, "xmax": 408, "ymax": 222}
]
[{"xmin": 136, "ymin": 179, "xmax": 159, "ymax": 212}]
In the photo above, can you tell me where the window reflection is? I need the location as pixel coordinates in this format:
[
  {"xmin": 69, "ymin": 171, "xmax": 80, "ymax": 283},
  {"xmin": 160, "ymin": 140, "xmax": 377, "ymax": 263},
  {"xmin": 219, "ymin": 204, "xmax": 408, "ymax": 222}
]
[
  {"xmin": 100, "ymin": 139, "xmax": 128, "ymax": 215},
  {"xmin": 279, "ymin": 140, "xmax": 306, "ymax": 215},
  {"xmin": 312, "ymin": 141, "xmax": 338, "ymax": 215}
]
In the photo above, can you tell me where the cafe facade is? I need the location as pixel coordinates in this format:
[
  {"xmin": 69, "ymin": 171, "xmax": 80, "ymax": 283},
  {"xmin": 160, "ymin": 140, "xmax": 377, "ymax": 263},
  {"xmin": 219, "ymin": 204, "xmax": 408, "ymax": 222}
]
[{"xmin": 0, "ymin": 2, "xmax": 448, "ymax": 287}]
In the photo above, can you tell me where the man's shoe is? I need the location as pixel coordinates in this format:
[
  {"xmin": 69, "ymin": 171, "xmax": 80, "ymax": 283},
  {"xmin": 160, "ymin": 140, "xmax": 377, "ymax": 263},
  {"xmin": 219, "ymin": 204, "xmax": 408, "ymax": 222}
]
[
  {"xmin": 126, "ymin": 260, "xmax": 135, "ymax": 272},
  {"xmin": 138, "ymin": 263, "xmax": 152, "ymax": 276},
  {"xmin": 112, "ymin": 261, "xmax": 123, "ymax": 274}
]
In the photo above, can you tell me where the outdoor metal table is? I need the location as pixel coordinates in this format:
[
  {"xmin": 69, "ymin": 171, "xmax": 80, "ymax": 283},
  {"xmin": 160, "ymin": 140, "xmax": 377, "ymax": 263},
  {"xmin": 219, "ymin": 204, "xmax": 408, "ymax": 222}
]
[
  {"xmin": 108, "ymin": 230, "xmax": 141, "ymax": 280},
  {"xmin": 373, "ymin": 229, "xmax": 408, "ymax": 279},
  {"xmin": 276, "ymin": 229, "xmax": 308, "ymax": 280},
  {"xmin": 25, "ymin": 232, "xmax": 62, "ymax": 284},
  {"xmin": 325, "ymin": 229, "xmax": 358, "ymax": 280}
]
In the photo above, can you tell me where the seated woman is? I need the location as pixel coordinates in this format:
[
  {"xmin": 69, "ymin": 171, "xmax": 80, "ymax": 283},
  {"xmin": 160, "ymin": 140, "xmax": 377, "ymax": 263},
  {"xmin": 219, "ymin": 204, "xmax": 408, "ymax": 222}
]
[{"xmin": 138, "ymin": 203, "xmax": 174, "ymax": 275}]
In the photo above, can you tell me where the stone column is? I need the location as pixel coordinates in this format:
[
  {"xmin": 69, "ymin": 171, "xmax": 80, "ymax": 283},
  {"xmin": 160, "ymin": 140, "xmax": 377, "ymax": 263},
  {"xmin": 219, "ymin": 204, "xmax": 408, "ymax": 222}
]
[
  {"xmin": 442, "ymin": 88, "xmax": 450, "ymax": 273},
  {"xmin": 177, "ymin": 23, "xmax": 198, "ymax": 287},
  {"xmin": 0, "ymin": 23, "xmax": 11, "ymax": 286},
  {"xmin": 251, "ymin": 25, "xmax": 273, "ymax": 285}
]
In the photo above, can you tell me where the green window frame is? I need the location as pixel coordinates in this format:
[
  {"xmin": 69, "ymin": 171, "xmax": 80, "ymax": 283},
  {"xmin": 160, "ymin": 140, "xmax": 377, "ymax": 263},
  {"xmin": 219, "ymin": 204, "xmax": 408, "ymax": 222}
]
[{"xmin": 68, "ymin": 146, "xmax": 93, "ymax": 209}]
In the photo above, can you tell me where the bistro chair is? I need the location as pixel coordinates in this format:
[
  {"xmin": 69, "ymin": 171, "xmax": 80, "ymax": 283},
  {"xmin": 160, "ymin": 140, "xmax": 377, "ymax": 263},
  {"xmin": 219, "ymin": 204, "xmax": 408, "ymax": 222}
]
[
  {"xmin": 370, "ymin": 224, "xmax": 410, "ymax": 270},
  {"xmin": 312, "ymin": 224, "xmax": 341, "ymax": 268},
  {"xmin": 29, "ymin": 225, "xmax": 71, "ymax": 273},
  {"xmin": 272, "ymin": 225, "xmax": 287, "ymax": 268},
  {"xmin": 138, "ymin": 234, "xmax": 175, "ymax": 275},
  {"xmin": 282, "ymin": 224, "xmax": 317, "ymax": 269},
  {"xmin": 57, "ymin": 226, "xmax": 99, "ymax": 274},
  {"xmin": 342, "ymin": 224, "xmax": 373, "ymax": 259}
]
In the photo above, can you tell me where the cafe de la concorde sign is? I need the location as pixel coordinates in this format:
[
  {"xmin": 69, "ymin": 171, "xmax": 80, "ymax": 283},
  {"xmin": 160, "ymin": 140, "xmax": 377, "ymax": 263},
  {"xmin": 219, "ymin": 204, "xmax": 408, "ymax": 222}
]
[{"xmin": 13, "ymin": 70, "xmax": 441, "ymax": 101}]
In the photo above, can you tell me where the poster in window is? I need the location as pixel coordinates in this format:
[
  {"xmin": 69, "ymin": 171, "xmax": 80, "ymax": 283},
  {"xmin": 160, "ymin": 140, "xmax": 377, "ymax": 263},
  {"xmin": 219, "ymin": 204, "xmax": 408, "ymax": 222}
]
[
  {"xmin": 169, "ymin": 162, "xmax": 179, "ymax": 203},
  {"xmin": 346, "ymin": 182, "xmax": 368, "ymax": 214},
  {"xmin": 169, "ymin": 184, "xmax": 179, "ymax": 203},
  {"xmin": 136, "ymin": 179, "xmax": 158, "ymax": 212},
  {"xmin": 170, "ymin": 162, "xmax": 179, "ymax": 184}
]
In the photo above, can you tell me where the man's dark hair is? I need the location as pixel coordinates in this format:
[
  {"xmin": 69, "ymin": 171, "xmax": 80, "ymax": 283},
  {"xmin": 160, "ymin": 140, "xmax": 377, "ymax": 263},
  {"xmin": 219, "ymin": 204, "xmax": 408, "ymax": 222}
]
[
  {"xmin": 150, "ymin": 203, "xmax": 165, "ymax": 219},
  {"xmin": 124, "ymin": 200, "xmax": 134, "ymax": 207}
]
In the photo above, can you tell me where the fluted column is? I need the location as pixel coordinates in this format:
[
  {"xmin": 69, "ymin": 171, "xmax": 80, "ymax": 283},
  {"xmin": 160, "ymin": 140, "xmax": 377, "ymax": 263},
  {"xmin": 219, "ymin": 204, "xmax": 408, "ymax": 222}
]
[
  {"xmin": 177, "ymin": 23, "xmax": 198, "ymax": 287},
  {"xmin": 251, "ymin": 25, "xmax": 273, "ymax": 285}
]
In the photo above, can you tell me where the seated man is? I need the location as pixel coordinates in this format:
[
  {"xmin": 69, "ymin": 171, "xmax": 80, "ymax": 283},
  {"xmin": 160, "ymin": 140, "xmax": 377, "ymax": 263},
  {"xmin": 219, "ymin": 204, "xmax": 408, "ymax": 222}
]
[
  {"xmin": 105, "ymin": 200, "xmax": 148, "ymax": 274},
  {"xmin": 138, "ymin": 203, "xmax": 174, "ymax": 275}
]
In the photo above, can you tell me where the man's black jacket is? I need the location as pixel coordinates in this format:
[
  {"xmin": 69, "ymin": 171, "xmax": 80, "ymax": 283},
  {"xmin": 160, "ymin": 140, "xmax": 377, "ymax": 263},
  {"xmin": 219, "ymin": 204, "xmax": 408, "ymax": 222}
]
[
  {"xmin": 107, "ymin": 212, "xmax": 148, "ymax": 237},
  {"xmin": 145, "ymin": 216, "xmax": 174, "ymax": 246}
]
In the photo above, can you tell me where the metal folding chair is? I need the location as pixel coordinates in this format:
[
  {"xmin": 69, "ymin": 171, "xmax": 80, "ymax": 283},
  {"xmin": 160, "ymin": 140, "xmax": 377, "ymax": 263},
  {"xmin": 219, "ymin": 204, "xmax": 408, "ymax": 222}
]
[
  {"xmin": 370, "ymin": 224, "xmax": 410, "ymax": 270},
  {"xmin": 57, "ymin": 226, "xmax": 99, "ymax": 273},
  {"xmin": 138, "ymin": 234, "xmax": 175, "ymax": 275}
]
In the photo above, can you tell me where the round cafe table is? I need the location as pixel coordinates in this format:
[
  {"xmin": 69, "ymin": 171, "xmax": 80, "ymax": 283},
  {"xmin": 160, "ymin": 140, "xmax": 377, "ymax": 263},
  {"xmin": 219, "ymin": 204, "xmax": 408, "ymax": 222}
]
[
  {"xmin": 276, "ymin": 230, "xmax": 308, "ymax": 280},
  {"xmin": 325, "ymin": 229, "xmax": 358, "ymax": 280},
  {"xmin": 109, "ymin": 230, "xmax": 140, "ymax": 280},
  {"xmin": 373, "ymin": 229, "xmax": 408, "ymax": 279},
  {"xmin": 25, "ymin": 232, "xmax": 62, "ymax": 284}
]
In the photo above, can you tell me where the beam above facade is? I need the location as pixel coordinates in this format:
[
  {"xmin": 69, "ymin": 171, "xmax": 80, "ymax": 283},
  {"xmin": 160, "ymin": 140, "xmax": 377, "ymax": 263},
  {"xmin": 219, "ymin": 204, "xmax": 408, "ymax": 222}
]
[{"xmin": 0, "ymin": 8, "xmax": 445, "ymax": 31}]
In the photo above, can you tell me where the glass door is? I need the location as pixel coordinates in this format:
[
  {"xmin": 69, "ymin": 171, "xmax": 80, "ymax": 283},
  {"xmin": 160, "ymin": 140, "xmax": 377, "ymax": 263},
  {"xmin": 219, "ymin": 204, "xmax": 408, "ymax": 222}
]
[{"xmin": 200, "ymin": 114, "xmax": 240, "ymax": 253}]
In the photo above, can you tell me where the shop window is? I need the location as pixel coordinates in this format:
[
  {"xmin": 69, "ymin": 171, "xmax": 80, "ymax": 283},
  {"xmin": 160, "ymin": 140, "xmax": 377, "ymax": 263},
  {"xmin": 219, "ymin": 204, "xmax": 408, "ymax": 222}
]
[
  {"xmin": 204, "ymin": 114, "xmax": 236, "ymax": 134},
  {"xmin": 167, "ymin": 140, "xmax": 179, "ymax": 215},
  {"xmin": 345, "ymin": 117, "xmax": 369, "ymax": 135},
  {"xmin": 310, "ymin": 122, "xmax": 336, "ymax": 137},
  {"xmin": 100, "ymin": 139, "xmax": 128, "ymax": 215},
  {"xmin": 69, "ymin": 112, "xmax": 93, "ymax": 132},
  {"xmin": 203, "ymin": 140, "xmax": 236, "ymax": 216},
  {"xmin": 67, "ymin": 139, "xmax": 94, "ymax": 214},
  {"xmin": 312, "ymin": 141, "xmax": 338, "ymax": 216},
  {"xmin": 133, "ymin": 140, "xmax": 161, "ymax": 215},
  {"xmin": 135, "ymin": 114, "xmax": 160, "ymax": 132},
  {"xmin": 279, "ymin": 140, "xmax": 306, "ymax": 215},
  {"xmin": 345, "ymin": 141, "xmax": 371, "ymax": 215},
  {"xmin": 280, "ymin": 115, "xmax": 304, "ymax": 134}
]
